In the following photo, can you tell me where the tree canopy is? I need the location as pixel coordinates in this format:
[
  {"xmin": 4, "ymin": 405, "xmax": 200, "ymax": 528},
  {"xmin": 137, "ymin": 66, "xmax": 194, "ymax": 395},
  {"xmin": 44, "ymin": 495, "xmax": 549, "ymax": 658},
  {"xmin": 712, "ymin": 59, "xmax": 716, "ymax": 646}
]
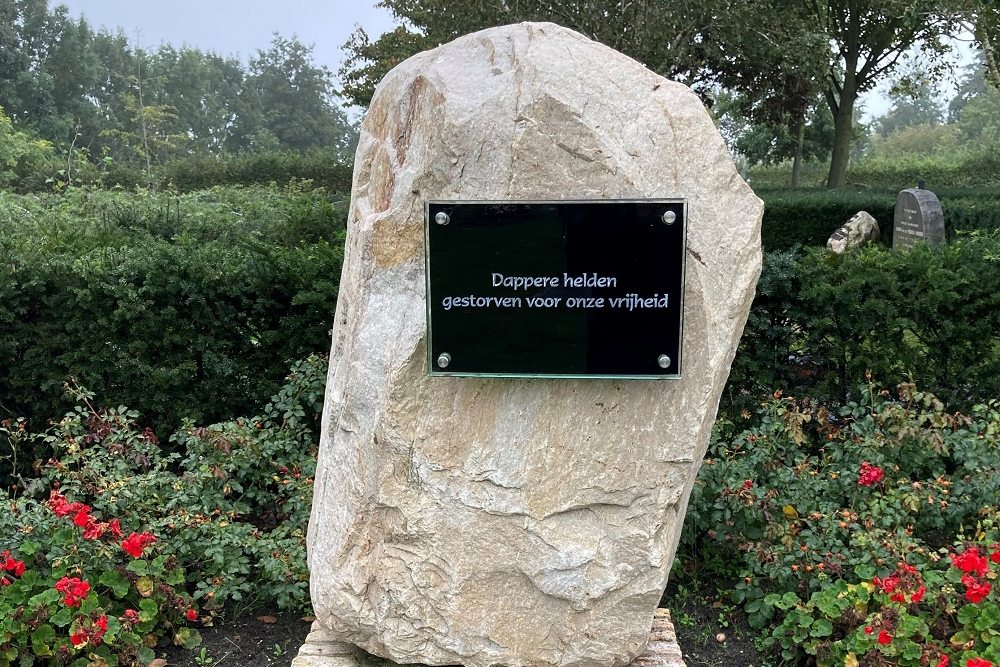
[
  {"xmin": 341, "ymin": 0, "xmax": 986, "ymax": 188},
  {"xmin": 0, "ymin": 0, "xmax": 358, "ymax": 180}
]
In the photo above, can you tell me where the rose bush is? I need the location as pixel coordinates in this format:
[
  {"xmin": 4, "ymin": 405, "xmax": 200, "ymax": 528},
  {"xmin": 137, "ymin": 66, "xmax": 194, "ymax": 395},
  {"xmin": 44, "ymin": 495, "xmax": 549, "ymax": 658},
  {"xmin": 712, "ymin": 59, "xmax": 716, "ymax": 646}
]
[
  {"xmin": 681, "ymin": 379, "xmax": 1000, "ymax": 665},
  {"xmin": 1, "ymin": 354, "xmax": 326, "ymax": 664}
]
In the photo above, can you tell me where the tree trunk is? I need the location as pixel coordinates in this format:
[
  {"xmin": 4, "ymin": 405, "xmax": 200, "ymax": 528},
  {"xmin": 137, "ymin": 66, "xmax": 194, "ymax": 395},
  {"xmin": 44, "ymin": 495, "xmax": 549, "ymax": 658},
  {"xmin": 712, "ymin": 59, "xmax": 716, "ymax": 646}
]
[
  {"xmin": 791, "ymin": 117, "xmax": 805, "ymax": 187},
  {"xmin": 976, "ymin": 21, "xmax": 1000, "ymax": 91},
  {"xmin": 826, "ymin": 91, "xmax": 856, "ymax": 188}
]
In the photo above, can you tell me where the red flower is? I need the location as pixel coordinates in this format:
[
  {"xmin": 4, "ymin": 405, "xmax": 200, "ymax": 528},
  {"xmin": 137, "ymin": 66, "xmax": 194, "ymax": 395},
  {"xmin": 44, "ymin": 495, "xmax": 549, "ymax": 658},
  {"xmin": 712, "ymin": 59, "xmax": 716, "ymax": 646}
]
[
  {"xmin": 967, "ymin": 659, "xmax": 993, "ymax": 667},
  {"xmin": 952, "ymin": 548, "xmax": 989, "ymax": 577},
  {"xmin": 108, "ymin": 518, "xmax": 123, "ymax": 539},
  {"xmin": 890, "ymin": 592, "xmax": 906, "ymax": 603},
  {"xmin": 0, "ymin": 551, "xmax": 26, "ymax": 578},
  {"xmin": 874, "ymin": 574, "xmax": 900, "ymax": 593},
  {"xmin": 964, "ymin": 579, "xmax": 992, "ymax": 604},
  {"xmin": 69, "ymin": 630, "xmax": 88, "ymax": 647},
  {"xmin": 54, "ymin": 577, "xmax": 90, "ymax": 608},
  {"xmin": 910, "ymin": 585, "xmax": 926, "ymax": 603},
  {"xmin": 937, "ymin": 656, "xmax": 949, "ymax": 667},
  {"xmin": 122, "ymin": 608, "xmax": 140, "ymax": 625},
  {"xmin": 186, "ymin": 608, "xmax": 199, "ymax": 622},
  {"xmin": 877, "ymin": 630, "xmax": 892, "ymax": 645},
  {"xmin": 72, "ymin": 506, "xmax": 92, "ymax": 528},
  {"xmin": 121, "ymin": 532, "xmax": 157, "ymax": 558},
  {"xmin": 858, "ymin": 461, "xmax": 885, "ymax": 487},
  {"xmin": 81, "ymin": 520, "xmax": 105, "ymax": 541},
  {"xmin": 864, "ymin": 626, "xmax": 874, "ymax": 635},
  {"xmin": 90, "ymin": 614, "xmax": 109, "ymax": 645},
  {"xmin": 742, "ymin": 479, "xmax": 753, "ymax": 490},
  {"xmin": 990, "ymin": 550, "xmax": 1000, "ymax": 564}
]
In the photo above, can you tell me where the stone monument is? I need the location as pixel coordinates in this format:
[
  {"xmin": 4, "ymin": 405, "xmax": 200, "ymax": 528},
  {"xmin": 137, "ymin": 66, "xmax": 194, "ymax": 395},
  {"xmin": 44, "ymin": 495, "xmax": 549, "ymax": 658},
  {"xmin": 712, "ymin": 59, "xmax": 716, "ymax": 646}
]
[
  {"xmin": 893, "ymin": 187, "xmax": 945, "ymax": 249},
  {"xmin": 827, "ymin": 211, "xmax": 880, "ymax": 254},
  {"xmin": 294, "ymin": 22, "xmax": 762, "ymax": 667}
]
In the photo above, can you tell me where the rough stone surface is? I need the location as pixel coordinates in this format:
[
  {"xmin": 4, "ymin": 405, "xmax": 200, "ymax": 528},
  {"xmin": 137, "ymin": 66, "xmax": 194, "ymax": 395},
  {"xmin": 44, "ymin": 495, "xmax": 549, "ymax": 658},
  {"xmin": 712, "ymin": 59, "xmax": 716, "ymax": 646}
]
[
  {"xmin": 827, "ymin": 210, "xmax": 880, "ymax": 253},
  {"xmin": 292, "ymin": 613, "xmax": 686, "ymax": 667},
  {"xmin": 305, "ymin": 22, "xmax": 761, "ymax": 667},
  {"xmin": 893, "ymin": 188, "xmax": 945, "ymax": 249}
]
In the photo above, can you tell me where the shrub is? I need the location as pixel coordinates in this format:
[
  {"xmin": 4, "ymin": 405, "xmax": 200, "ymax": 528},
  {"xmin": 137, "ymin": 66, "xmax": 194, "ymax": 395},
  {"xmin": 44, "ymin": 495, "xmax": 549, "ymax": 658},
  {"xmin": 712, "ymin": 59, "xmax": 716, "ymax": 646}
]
[
  {"xmin": 1, "ymin": 354, "xmax": 326, "ymax": 665},
  {"xmin": 0, "ymin": 185, "xmax": 344, "ymax": 480},
  {"xmin": 682, "ymin": 382, "xmax": 1000, "ymax": 665},
  {"xmin": 155, "ymin": 149, "xmax": 354, "ymax": 193},
  {"xmin": 757, "ymin": 187, "xmax": 1000, "ymax": 251},
  {"xmin": 725, "ymin": 233, "xmax": 1000, "ymax": 420}
]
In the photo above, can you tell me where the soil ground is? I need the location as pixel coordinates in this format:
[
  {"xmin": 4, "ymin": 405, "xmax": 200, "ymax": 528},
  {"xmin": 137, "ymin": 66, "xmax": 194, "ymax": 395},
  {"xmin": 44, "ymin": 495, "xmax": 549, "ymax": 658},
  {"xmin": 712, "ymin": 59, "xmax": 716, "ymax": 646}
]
[
  {"xmin": 159, "ymin": 599, "xmax": 765, "ymax": 667},
  {"xmin": 158, "ymin": 613, "xmax": 310, "ymax": 667}
]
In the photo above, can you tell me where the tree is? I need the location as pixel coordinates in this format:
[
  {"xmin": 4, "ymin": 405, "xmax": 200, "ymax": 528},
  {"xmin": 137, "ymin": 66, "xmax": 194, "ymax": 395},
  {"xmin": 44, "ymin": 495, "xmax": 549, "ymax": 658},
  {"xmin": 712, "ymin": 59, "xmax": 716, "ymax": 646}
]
[
  {"xmin": 875, "ymin": 76, "xmax": 944, "ymax": 137},
  {"xmin": 246, "ymin": 35, "xmax": 357, "ymax": 154},
  {"xmin": 805, "ymin": 1, "xmax": 957, "ymax": 187},
  {"xmin": 339, "ymin": 0, "xmax": 763, "ymax": 109}
]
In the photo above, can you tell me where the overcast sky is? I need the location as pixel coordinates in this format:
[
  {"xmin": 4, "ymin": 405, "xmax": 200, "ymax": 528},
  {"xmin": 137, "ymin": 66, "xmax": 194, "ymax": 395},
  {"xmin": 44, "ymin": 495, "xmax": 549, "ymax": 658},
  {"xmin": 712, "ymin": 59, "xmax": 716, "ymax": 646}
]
[
  {"xmin": 55, "ymin": 1, "xmax": 979, "ymax": 122},
  {"xmin": 56, "ymin": 0, "xmax": 397, "ymax": 86}
]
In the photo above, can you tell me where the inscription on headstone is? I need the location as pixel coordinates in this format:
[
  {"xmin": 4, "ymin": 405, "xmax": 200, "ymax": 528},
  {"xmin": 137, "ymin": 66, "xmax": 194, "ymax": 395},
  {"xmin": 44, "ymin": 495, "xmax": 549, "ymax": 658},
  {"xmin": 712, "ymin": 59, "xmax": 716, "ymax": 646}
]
[{"xmin": 893, "ymin": 188, "xmax": 945, "ymax": 249}]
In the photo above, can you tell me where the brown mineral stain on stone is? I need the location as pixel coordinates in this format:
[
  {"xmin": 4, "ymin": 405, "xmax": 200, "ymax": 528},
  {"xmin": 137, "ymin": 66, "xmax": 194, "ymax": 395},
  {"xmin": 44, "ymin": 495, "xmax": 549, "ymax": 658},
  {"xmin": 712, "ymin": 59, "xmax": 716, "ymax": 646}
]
[
  {"xmin": 394, "ymin": 75, "xmax": 445, "ymax": 166},
  {"xmin": 364, "ymin": 89, "xmax": 391, "ymax": 142},
  {"xmin": 373, "ymin": 220, "xmax": 421, "ymax": 268},
  {"xmin": 369, "ymin": 148, "xmax": 394, "ymax": 214}
]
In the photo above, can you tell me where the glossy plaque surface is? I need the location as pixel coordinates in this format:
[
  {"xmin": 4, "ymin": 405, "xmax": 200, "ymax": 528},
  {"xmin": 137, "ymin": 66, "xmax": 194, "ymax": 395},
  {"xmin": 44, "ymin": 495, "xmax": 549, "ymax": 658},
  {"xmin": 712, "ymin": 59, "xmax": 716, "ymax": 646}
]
[{"xmin": 425, "ymin": 200, "xmax": 686, "ymax": 378}]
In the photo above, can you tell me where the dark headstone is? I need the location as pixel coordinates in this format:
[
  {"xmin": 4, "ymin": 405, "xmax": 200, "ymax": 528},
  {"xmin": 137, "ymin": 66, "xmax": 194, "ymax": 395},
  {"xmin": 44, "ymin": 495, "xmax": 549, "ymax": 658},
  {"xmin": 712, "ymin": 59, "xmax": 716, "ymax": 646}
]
[{"xmin": 893, "ymin": 188, "xmax": 944, "ymax": 249}]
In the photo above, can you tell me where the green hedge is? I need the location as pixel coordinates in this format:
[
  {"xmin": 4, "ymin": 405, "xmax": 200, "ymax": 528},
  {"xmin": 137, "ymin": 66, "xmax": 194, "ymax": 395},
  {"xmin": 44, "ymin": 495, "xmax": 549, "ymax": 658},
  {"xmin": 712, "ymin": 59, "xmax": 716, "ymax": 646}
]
[
  {"xmin": 0, "ymin": 184, "xmax": 345, "ymax": 438},
  {"xmin": 723, "ymin": 233, "xmax": 1000, "ymax": 421},
  {"xmin": 758, "ymin": 187, "xmax": 1000, "ymax": 251},
  {"xmin": 154, "ymin": 149, "xmax": 354, "ymax": 193}
]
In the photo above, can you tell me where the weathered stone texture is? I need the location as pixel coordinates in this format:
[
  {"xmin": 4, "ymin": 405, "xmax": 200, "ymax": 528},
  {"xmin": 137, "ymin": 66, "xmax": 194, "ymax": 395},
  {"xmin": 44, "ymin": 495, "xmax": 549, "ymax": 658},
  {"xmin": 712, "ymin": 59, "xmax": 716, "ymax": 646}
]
[
  {"xmin": 305, "ymin": 22, "xmax": 761, "ymax": 667},
  {"xmin": 827, "ymin": 210, "xmax": 880, "ymax": 253}
]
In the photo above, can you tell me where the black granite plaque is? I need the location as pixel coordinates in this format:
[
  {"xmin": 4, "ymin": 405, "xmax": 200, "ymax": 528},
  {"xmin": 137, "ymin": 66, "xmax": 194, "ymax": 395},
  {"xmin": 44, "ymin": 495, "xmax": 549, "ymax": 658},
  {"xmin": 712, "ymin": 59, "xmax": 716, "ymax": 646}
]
[
  {"xmin": 893, "ymin": 188, "xmax": 945, "ymax": 249},
  {"xmin": 425, "ymin": 200, "xmax": 686, "ymax": 378}
]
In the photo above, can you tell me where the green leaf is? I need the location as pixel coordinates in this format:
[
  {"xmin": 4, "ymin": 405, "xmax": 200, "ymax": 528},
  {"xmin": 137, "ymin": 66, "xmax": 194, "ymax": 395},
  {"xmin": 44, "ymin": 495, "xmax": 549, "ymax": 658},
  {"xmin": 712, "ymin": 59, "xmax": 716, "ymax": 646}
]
[
  {"xmin": 30, "ymin": 624, "xmax": 56, "ymax": 656},
  {"xmin": 137, "ymin": 647, "xmax": 156, "ymax": 664},
  {"xmin": 49, "ymin": 606, "xmax": 73, "ymax": 627},
  {"xmin": 138, "ymin": 598, "xmax": 158, "ymax": 622},
  {"xmin": 810, "ymin": 619, "xmax": 834, "ymax": 637},
  {"xmin": 98, "ymin": 570, "xmax": 130, "ymax": 599},
  {"xmin": 174, "ymin": 627, "xmax": 202, "ymax": 649},
  {"xmin": 126, "ymin": 559, "xmax": 150, "ymax": 576}
]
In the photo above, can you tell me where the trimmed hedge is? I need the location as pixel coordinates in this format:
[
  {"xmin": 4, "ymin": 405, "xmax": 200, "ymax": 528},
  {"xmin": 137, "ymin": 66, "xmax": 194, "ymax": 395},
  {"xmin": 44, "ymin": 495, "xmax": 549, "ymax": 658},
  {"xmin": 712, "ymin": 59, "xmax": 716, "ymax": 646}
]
[
  {"xmin": 758, "ymin": 187, "xmax": 1000, "ymax": 251},
  {"xmin": 722, "ymin": 233, "xmax": 1000, "ymax": 421},
  {"xmin": 0, "ymin": 184, "xmax": 345, "ymax": 438},
  {"xmin": 154, "ymin": 149, "xmax": 354, "ymax": 193}
]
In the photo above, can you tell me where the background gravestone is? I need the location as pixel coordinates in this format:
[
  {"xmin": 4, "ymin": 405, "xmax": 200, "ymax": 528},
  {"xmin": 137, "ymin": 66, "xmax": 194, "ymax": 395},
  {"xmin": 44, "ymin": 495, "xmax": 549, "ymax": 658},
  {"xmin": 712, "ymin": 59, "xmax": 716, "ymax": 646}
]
[
  {"xmin": 295, "ymin": 22, "xmax": 762, "ymax": 667},
  {"xmin": 893, "ymin": 188, "xmax": 945, "ymax": 249}
]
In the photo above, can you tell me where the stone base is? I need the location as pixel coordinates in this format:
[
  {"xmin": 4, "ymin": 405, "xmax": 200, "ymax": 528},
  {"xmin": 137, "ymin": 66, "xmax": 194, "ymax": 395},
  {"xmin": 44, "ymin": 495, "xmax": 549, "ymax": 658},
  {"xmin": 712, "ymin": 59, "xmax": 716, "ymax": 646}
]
[{"xmin": 291, "ymin": 610, "xmax": 686, "ymax": 667}]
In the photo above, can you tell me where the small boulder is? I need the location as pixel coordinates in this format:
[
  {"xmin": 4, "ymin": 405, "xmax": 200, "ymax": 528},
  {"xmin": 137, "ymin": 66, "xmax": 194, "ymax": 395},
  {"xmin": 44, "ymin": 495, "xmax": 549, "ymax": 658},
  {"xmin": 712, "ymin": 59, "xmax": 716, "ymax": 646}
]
[{"xmin": 827, "ymin": 211, "xmax": 880, "ymax": 253}]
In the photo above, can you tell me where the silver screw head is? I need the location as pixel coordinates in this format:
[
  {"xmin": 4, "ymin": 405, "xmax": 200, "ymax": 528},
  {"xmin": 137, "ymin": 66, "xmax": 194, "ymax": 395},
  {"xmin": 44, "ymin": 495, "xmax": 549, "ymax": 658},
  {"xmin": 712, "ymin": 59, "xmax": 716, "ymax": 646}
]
[
  {"xmin": 434, "ymin": 211, "xmax": 450, "ymax": 225},
  {"xmin": 661, "ymin": 210, "xmax": 676, "ymax": 225},
  {"xmin": 657, "ymin": 354, "xmax": 671, "ymax": 369},
  {"xmin": 436, "ymin": 352, "xmax": 452, "ymax": 369}
]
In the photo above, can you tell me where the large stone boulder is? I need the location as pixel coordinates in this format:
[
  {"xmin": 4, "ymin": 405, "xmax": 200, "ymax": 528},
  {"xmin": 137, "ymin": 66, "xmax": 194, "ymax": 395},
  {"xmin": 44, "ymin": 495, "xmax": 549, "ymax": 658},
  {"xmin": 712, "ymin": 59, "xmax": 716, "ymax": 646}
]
[
  {"xmin": 303, "ymin": 22, "xmax": 762, "ymax": 667},
  {"xmin": 827, "ymin": 211, "xmax": 880, "ymax": 253}
]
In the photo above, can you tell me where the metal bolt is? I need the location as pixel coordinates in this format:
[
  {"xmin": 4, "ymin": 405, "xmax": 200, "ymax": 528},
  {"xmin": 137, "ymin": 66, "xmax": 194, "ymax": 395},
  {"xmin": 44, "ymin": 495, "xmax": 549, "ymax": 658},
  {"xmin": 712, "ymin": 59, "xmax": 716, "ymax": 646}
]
[
  {"xmin": 435, "ymin": 211, "xmax": 450, "ymax": 225},
  {"xmin": 657, "ymin": 354, "xmax": 671, "ymax": 369},
  {"xmin": 436, "ymin": 352, "xmax": 452, "ymax": 369},
  {"xmin": 661, "ymin": 210, "xmax": 676, "ymax": 225}
]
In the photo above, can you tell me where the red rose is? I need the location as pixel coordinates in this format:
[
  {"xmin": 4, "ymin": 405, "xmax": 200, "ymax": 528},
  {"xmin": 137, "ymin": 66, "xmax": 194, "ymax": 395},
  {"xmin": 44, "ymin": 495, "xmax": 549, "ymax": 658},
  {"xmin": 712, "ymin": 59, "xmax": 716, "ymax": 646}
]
[{"xmin": 858, "ymin": 461, "xmax": 885, "ymax": 487}]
